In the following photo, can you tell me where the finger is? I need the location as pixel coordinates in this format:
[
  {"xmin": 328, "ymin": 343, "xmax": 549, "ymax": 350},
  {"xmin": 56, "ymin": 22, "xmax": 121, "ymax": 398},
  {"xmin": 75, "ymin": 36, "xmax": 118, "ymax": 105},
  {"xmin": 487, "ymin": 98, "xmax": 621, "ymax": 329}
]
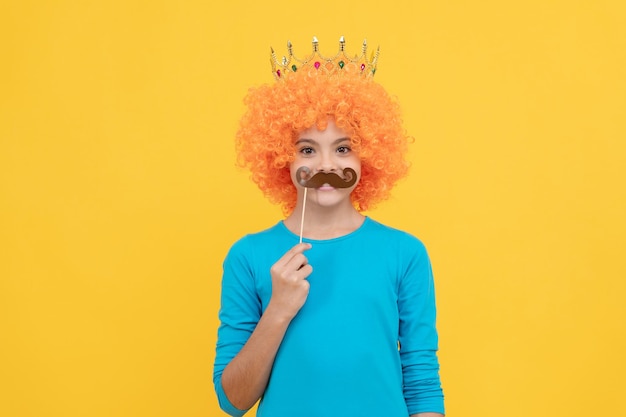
[
  {"xmin": 297, "ymin": 264, "xmax": 313, "ymax": 278},
  {"xmin": 274, "ymin": 243, "xmax": 312, "ymax": 268},
  {"xmin": 286, "ymin": 253, "xmax": 309, "ymax": 272}
]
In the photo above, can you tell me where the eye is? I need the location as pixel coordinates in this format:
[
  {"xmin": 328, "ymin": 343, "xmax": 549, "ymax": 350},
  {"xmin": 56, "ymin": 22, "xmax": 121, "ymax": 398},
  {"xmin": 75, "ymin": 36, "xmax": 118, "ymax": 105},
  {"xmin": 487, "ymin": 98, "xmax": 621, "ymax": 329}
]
[
  {"xmin": 336, "ymin": 145, "xmax": 351, "ymax": 154},
  {"xmin": 299, "ymin": 146, "xmax": 314, "ymax": 155}
]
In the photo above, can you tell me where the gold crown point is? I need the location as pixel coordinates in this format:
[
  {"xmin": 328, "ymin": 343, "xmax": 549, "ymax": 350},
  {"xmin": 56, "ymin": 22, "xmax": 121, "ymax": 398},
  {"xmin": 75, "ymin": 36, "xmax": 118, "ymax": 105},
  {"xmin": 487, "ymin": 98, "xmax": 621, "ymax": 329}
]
[
  {"xmin": 373, "ymin": 46, "xmax": 380, "ymax": 61},
  {"xmin": 312, "ymin": 36, "xmax": 319, "ymax": 51}
]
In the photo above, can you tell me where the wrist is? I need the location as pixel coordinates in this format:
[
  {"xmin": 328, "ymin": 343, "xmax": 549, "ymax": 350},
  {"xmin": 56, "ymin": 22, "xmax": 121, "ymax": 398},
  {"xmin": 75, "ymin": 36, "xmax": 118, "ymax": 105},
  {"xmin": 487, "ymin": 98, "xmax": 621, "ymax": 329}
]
[{"xmin": 262, "ymin": 303, "xmax": 295, "ymax": 327}]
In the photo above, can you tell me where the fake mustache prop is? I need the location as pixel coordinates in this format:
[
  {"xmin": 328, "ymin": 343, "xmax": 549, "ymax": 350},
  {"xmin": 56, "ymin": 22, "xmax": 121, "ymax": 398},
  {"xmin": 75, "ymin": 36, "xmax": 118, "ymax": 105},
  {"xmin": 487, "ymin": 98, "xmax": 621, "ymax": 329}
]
[{"xmin": 296, "ymin": 167, "xmax": 358, "ymax": 188}]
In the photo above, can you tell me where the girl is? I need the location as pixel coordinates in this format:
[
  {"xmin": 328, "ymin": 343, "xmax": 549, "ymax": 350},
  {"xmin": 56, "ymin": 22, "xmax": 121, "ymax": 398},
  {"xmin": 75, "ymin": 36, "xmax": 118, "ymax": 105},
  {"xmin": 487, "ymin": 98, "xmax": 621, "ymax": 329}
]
[{"xmin": 213, "ymin": 37, "xmax": 445, "ymax": 417}]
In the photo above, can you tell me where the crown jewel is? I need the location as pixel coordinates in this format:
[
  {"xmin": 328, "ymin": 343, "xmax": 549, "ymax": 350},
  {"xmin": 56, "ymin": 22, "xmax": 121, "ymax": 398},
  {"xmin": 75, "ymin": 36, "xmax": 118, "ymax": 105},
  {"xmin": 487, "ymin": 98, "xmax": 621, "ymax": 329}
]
[{"xmin": 270, "ymin": 36, "xmax": 380, "ymax": 81}]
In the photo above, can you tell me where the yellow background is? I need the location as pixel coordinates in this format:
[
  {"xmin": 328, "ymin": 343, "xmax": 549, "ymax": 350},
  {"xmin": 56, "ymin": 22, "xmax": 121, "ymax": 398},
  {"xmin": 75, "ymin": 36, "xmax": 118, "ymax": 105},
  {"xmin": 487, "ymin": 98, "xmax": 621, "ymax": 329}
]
[{"xmin": 1, "ymin": 1, "xmax": 625, "ymax": 416}]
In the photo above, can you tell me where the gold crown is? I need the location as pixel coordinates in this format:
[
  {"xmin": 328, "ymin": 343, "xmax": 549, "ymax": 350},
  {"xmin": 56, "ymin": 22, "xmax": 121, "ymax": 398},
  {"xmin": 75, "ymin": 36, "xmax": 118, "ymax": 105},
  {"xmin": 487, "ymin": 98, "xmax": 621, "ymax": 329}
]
[{"xmin": 270, "ymin": 36, "xmax": 379, "ymax": 81}]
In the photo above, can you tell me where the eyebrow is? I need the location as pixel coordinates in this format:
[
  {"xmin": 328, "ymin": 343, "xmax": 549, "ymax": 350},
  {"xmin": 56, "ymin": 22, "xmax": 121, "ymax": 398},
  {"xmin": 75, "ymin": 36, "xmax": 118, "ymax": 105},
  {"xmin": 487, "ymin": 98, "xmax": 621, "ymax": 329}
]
[{"xmin": 295, "ymin": 137, "xmax": 351, "ymax": 145}]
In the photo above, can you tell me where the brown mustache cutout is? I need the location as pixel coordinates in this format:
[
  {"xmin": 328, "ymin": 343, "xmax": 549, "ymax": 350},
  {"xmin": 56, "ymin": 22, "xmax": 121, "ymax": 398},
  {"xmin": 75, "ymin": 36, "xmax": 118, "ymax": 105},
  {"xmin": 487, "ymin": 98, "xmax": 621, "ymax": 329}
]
[{"xmin": 296, "ymin": 167, "xmax": 357, "ymax": 189}]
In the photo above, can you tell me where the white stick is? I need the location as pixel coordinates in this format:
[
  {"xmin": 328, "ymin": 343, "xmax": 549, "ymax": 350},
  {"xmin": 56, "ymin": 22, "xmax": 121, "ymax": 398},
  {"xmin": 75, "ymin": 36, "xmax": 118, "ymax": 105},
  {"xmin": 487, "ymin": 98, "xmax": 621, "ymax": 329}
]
[{"xmin": 299, "ymin": 187, "xmax": 308, "ymax": 244}]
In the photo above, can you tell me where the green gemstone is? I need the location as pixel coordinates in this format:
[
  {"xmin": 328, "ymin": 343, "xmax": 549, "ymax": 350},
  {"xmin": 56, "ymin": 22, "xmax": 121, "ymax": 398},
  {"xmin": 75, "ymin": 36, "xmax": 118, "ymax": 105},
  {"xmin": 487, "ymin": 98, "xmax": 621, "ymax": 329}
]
[
  {"xmin": 291, "ymin": 65, "xmax": 297, "ymax": 72},
  {"xmin": 338, "ymin": 61, "xmax": 345, "ymax": 69}
]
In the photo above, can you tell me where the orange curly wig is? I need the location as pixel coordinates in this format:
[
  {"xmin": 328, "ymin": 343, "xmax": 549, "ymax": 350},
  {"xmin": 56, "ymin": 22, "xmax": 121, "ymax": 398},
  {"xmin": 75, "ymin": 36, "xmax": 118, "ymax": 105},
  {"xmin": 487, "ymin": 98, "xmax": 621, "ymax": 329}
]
[{"xmin": 236, "ymin": 70, "xmax": 411, "ymax": 214}]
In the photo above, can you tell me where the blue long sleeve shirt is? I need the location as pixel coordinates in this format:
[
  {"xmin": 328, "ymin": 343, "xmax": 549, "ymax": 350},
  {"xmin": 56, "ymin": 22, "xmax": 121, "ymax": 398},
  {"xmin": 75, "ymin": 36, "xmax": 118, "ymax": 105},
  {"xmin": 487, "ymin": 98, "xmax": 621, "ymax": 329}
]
[{"xmin": 214, "ymin": 217, "xmax": 444, "ymax": 416}]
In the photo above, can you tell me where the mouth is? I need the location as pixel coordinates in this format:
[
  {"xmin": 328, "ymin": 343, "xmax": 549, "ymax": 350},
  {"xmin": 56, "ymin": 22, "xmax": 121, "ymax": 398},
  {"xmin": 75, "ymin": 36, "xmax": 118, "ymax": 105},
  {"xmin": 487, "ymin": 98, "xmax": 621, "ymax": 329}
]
[{"xmin": 317, "ymin": 183, "xmax": 335, "ymax": 191}]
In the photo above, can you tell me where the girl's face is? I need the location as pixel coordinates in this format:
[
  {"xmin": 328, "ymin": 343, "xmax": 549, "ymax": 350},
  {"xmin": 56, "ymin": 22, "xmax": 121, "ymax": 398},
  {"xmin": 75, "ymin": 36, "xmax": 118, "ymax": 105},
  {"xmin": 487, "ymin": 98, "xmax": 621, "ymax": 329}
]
[{"xmin": 290, "ymin": 119, "xmax": 361, "ymax": 209}]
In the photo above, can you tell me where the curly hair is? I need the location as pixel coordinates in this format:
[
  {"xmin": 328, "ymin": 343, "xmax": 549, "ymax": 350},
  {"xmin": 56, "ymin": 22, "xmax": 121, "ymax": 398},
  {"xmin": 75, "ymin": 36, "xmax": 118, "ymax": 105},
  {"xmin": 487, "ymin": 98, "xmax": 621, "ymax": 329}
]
[{"xmin": 235, "ymin": 70, "xmax": 411, "ymax": 214}]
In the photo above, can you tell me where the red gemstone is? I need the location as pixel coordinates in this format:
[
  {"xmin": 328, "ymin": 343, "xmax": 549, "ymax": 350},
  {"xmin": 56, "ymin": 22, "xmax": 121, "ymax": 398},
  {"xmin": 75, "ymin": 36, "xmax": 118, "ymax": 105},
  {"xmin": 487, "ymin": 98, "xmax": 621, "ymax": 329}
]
[
  {"xmin": 314, "ymin": 61, "xmax": 321, "ymax": 69},
  {"xmin": 277, "ymin": 70, "xmax": 281, "ymax": 77},
  {"xmin": 360, "ymin": 64, "xmax": 366, "ymax": 71}
]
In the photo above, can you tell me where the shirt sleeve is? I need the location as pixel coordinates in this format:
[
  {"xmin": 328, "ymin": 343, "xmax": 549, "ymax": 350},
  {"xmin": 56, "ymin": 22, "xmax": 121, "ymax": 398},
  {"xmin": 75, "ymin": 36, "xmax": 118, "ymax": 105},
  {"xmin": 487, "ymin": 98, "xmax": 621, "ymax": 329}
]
[
  {"xmin": 398, "ymin": 238, "xmax": 445, "ymax": 415},
  {"xmin": 213, "ymin": 237, "xmax": 261, "ymax": 417}
]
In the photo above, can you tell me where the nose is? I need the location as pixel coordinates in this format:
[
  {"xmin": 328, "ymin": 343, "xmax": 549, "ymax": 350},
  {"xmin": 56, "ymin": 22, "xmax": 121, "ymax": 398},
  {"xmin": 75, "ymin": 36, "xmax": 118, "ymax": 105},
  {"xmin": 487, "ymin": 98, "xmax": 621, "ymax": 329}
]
[{"xmin": 317, "ymin": 151, "xmax": 336, "ymax": 172}]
